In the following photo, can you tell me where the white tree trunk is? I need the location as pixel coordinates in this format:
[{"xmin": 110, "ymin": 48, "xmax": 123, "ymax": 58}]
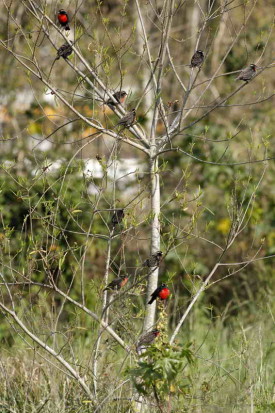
[{"xmin": 143, "ymin": 157, "xmax": 160, "ymax": 331}]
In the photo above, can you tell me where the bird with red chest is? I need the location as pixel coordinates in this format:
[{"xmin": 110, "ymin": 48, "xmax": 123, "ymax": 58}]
[
  {"xmin": 136, "ymin": 328, "xmax": 160, "ymax": 352},
  {"xmin": 106, "ymin": 91, "xmax": 127, "ymax": 109},
  {"xmin": 57, "ymin": 9, "xmax": 70, "ymax": 31},
  {"xmin": 148, "ymin": 283, "xmax": 170, "ymax": 304},
  {"xmin": 236, "ymin": 64, "xmax": 257, "ymax": 82},
  {"xmin": 103, "ymin": 275, "xmax": 129, "ymax": 291}
]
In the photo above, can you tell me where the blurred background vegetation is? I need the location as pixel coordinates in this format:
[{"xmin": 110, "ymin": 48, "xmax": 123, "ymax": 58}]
[{"xmin": 0, "ymin": 0, "xmax": 274, "ymax": 411}]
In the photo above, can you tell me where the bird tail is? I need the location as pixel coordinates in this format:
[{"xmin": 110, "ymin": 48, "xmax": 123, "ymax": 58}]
[
  {"xmin": 136, "ymin": 344, "xmax": 144, "ymax": 354},
  {"xmin": 148, "ymin": 297, "xmax": 155, "ymax": 305},
  {"xmin": 65, "ymin": 24, "xmax": 70, "ymax": 31}
]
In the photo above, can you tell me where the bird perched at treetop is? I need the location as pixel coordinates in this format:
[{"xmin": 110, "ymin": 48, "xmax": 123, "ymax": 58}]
[
  {"xmin": 57, "ymin": 9, "xmax": 70, "ymax": 31},
  {"xmin": 103, "ymin": 275, "xmax": 129, "ymax": 291},
  {"xmin": 107, "ymin": 91, "xmax": 127, "ymax": 108},
  {"xmin": 117, "ymin": 109, "xmax": 136, "ymax": 127},
  {"xmin": 190, "ymin": 50, "xmax": 204, "ymax": 68},
  {"xmin": 136, "ymin": 329, "xmax": 160, "ymax": 352},
  {"xmin": 236, "ymin": 64, "xmax": 257, "ymax": 82},
  {"xmin": 148, "ymin": 283, "xmax": 170, "ymax": 304},
  {"xmin": 144, "ymin": 251, "xmax": 163, "ymax": 268}
]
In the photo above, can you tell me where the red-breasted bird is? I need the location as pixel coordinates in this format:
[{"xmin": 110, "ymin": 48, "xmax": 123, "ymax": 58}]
[
  {"xmin": 103, "ymin": 275, "xmax": 129, "ymax": 291},
  {"xmin": 117, "ymin": 109, "xmax": 136, "ymax": 127},
  {"xmin": 236, "ymin": 64, "xmax": 257, "ymax": 82},
  {"xmin": 148, "ymin": 283, "xmax": 170, "ymax": 304},
  {"xmin": 57, "ymin": 9, "xmax": 70, "ymax": 31},
  {"xmin": 111, "ymin": 209, "xmax": 124, "ymax": 227},
  {"xmin": 190, "ymin": 50, "xmax": 204, "ymax": 68},
  {"xmin": 136, "ymin": 328, "xmax": 160, "ymax": 352},
  {"xmin": 107, "ymin": 91, "xmax": 127, "ymax": 108},
  {"xmin": 56, "ymin": 42, "xmax": 73, "ymax": 60},
  {"xmin": 144, "ymin": 251, "xmax": 163, "ymax": 268}
]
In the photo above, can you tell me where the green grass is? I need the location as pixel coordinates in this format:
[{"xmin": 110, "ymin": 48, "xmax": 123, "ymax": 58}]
[{"xmin": 0, "ymin": 296, "xmax": 274, "ymax": 413}]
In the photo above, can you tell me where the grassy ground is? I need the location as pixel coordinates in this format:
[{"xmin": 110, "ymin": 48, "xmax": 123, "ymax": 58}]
[{"xmin": 0, "ymin": 294, "xmax": 274, "ymax": 413}]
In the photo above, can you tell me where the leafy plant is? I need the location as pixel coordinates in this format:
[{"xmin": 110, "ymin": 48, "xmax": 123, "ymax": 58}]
[{"xmin": 128, "ymin": 342, "xmax": 194, "ymax": 403}]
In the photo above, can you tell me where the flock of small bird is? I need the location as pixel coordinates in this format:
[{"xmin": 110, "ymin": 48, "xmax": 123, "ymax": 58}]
[
  {"xmin": 56, "ymin": 9, "xmax": 258, "ymax": 351},
  {"xmin": 106, "ymin": 212, "xmax": 170, "ymax": 350},
  {"xmin": 56, "ymin": 9, "xmax": 258, "ymax": 129}
]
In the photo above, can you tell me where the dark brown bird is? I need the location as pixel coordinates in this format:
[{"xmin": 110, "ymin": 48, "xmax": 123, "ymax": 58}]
[
  {"xmin": 190, "ymin": 50, "xmax": 204, "ymax": 68},
  {"xmin": 111, "ymin": 209, "xmax": 124, "ymax": 227},
  {"xmin": 236, "ymin": 64, "xmax": 257, "ymax": 82},
  {"xmin": 148, "ymin": 283, "xmax": 170, "ymax": 304},
  {"xmin": 56, "ymin": 43, "xmax": 73, "ymax": 60},
  {"xmin": 107, "ymin": 91, "xmax": 127, "ymax": 108},
  {"xmin": 57, "ymin": 9, "xmax": 70, "ymax": 31},
  {"xmin": 103, "ymin": 275, "xmax": 129, "ymax": 291},
  {"xmin": 117, "ymin": 109, "xmax": 136, "ymax": 127},
  {"xmin": 136, "ymin": 329, "xmax": 160, "ymax": 352},
  {"xmin": 144, "ymin": 251, "xmax": 163, "ymax": 268}
]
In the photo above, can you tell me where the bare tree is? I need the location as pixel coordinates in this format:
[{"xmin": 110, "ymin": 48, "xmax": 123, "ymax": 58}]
[{"xmin": 0, "ymin": 0, "xmax": 274, "ymax": 410}]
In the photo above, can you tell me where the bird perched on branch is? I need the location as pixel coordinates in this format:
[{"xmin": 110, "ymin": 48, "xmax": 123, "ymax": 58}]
[
  {"xmin": 190, "ymin": 50, "xmax": 204, "ymax": 68},
  {"xmin": 48, "ymin": 41, "xmax": 73, "ymax": 80},
  {"xmin": 136, "ymin": 329, "xmax": 160, "ymax": 352},
  {"xmin": 103, "ymin": 275, "xmax": 129, "ymax": 291},
  {"xmin": 57, "ymin": 9, "xmax": 70, "ymax": 31},
  {"xmin": 148, "ymin": 283, "xmax": 170, "ymax": 304},
  {"xmin": 117, "ymin": 109, "xmax": 136, "ymax": 127},
  {"xmin": 144, "ymin": 251, "xmax": 163, "ymax": 268},
  {"xmin": 56, "ymin": 42, "xmax": 73, "ymax": 60},
  {"xmin": 107, "ymin": 91, "xmax": 127, "ymax": 108},
  {"xmin": 236, "ymin": 64, "xmax": 257, "ymax": 82},
  {"xmin": 111, "ymin": 209, "xmax": 124, "ymax": 227}
]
